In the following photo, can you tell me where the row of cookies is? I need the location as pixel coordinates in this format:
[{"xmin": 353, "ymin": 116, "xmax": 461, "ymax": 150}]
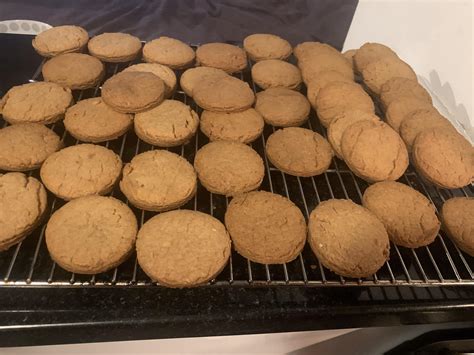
[{"xmin": 351, "ymin": 43, "xmax": 473, "ymax": 189}]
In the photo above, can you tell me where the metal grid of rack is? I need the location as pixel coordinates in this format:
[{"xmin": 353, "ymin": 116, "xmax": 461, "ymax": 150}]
[{"xmin": 0, "ymin": 46, "xmax": 472, "ymax": 288}]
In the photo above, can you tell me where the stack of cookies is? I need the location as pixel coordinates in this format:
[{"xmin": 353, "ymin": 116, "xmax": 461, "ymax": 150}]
[{"xmin": 0, "ymin": 25, "xmax": 472, "ymax": 287}]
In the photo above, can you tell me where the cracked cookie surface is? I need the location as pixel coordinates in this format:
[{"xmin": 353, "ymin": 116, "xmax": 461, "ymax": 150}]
[
  {"xmin": 225, "ymin": 191, "xmax": 306, "ymax": 264},
  {"xmin": 442, "ymin": 197, "xmax": 474, "ymax": 256},
  {"xmin": 46, "ymin": 195, "xmax": 137, "ymax": 274},
  {"xmin": 33, "ymin": 25, "xmax": 89, "ymax": 57},
  {"xmin": 136, "ymin": 210, "xmax": 231, "ymax": 287},
  {"xmin": 120, "ymin": 150, "xmax": 197, "ymax": 211},
  {"xmin": 0, "ymin": 173, "xmax": 47, "ymax": 250},
  {"xmin": 40, "ymin": 144, "xmax": 122, "ymax": 200},
  {"xmin": 308, "ymin": 199, "xmax": 390, "ymax": 278}
]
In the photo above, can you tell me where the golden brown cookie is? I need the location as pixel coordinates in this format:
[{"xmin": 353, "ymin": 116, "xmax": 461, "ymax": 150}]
[
  {"xmin": 315, "ymin": 81, "xmax": 375, "ymax": 128},
  {"xmin": 327, "ymin": 110, "xmax": 380, "ymax": 159},
  {"xmin": 298, "ymin": 54, "xmax": 354, "ymax": 83},
  {"xmin": 353, "ymin": 42, "xmax": 399, "ymax": 73},
  {"xmin": 101, "ymin": 71, "xmax": 165, "ymax": 113},
  {"xmin": 225, "ymin": 191, "xmax": 306, "ymax": 264},
  {"xmin": 40, "ymin": 144, "xmax": 122, "ymax": 200},
  {"xmin": 194, "ymin": 141, "xmax": 264, "ymax": 196},
  {"xmin": 64, "ymin": 97, "xmax": 132, "ymax": 143},
  {"xmin": 134, "ymin": 100, "xmax": 199, "ymax": 147},
  {"xmin": 306, "ymin": 70, "xmax": 353, "ymax": 107},
  {"xmin": 399, "ymin": 109, "xmax": 455, "ymax": 151},
  {"xmin": 362, "ymin": 181, "xmax": 440, "ymax": 248},
  {"xmin": 120, "ymin": 150, "xmax": 196, "ymax": 211},
  {"xmin": 266, "ymin": 127, "xmax": 333, "ymax": 177},
  {"xmin": 32, "ymin": 25, "xmax": 89, "ymax": 57},
  {"xmin": 0, "ymin": 82, "xmax": 73, "ymax": 124},
  {"xmin": 385, "ymin": 97, "xmax": 434, "ymax": 132},
  {"xmin": 46, "ymin": 195, "xmax": 137, "ymax": 274},
  {"xmin": 200, "ymin": 108, "xmax": 264, "ymax": 144},
  {"xmin": 136, "ymin": 210, "xmax": 231, "ymax": 287},
  {"xmin": 179, "ymin": 66, "xmax": 229, "ymax": 98},
  {"xmin": 42, "ymin": 53, "xmax": 105, "ymax": 90},
  {"xmin": 88, "ymin": 32, "xmax": 142, "ymax": 62},
  {"xmin": 0, "ymin": 124, "xmax": 62, "ymax": 171},
  {"xmin": 308, "ymin": 199, "xmax": 390, "ymax": 278},
  {"xmin": 412, "ymin": 129, "xmax": 473, "ymax": 189},
  {"xmin": 143, "ymin": 36, "xmax": 195, "ymax": 69},
  {"xmin": 361, "ymin": 57, "xmax": 417, "ymax": 95},
  {"xmin": 251, "ymin": 59, "xmax": 302, "ymax": 90},
  {"xmin": 294, "ymin": 42, "xmax": 342, "ymax": 63},
  {"xmin": 123, "ymin": 63, "xmax": 177, "ymax": 98},
  {"xmin": 0, "ymin": 173, "xmax": 47, "ymax": 251},
  {"xmin": 441, "ymin": 197, "xmax": 474, "ymax": 256},
  {"xmin": 255, "ymin": 88, "xmax": 310, "ymax": 127},
  {"xmin": 196, "ymin": 43, "xmax": 247, "ymax": 73},
  {"xmin": 341, "ymin": 120, "xmax": 408, "ymax": 182},
  {"xmin": 193, "ymin": 76, "xmax": 254, "ymax": 112},
  {"xmin": 379, "ymin": 77, "xmax": 432, "ymax": 110},
  {"xmin": 243, "ymin": 33, "xmax": 292, "ymax": 62}
]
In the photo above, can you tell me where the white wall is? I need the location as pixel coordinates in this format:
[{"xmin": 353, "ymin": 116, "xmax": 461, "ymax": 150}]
[{"xmin": 344, "ymin": 0, "xmax": 473, "ymax": 140}]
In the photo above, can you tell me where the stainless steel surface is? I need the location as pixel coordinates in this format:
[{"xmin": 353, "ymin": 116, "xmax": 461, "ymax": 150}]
[{"xmin": 0, "ymin": 52, "xmax": 472, "ymax": 288}]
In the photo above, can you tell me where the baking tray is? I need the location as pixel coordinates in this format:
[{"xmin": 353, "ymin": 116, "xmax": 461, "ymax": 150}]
[{"xmin": 0, "ymin": 34, "xmax": 473, "ymax": 346}]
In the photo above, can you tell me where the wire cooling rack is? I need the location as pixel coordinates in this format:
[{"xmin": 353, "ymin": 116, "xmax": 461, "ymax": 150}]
[{"xmin": 0, "ymin": 46, "xmax": 473, "ymax": 288}]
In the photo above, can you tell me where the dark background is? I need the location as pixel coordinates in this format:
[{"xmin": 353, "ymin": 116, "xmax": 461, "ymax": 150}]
[{"xmin": 0, "ymin": 0, "xmax": 358, "ymax": 48}]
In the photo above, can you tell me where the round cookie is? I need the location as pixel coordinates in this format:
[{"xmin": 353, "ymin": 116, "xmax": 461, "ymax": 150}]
[
  {"xmin": 362, "ymin": 181, "xmax": 440, "ymax": 248},
  {"xmin": 294, "ymin": 42, "xmax": 342, "ymax": 62},
  {"xmin": 194, "ymin": 141, "xmax": 264, "ymax": 196},
  {"xmin": 123, "ymin": 63, "xmax": 177, "ymax": 98},
  {"xmin": 298, "ymin": 53, "xmax": 354, "ymax": 83},
  {"xmin": 341, "ymin": 120, "xmax": 408, "ymax": 182},
  {"xmin": 385, "ymin": 97, "xmax": 435, "ymax": 132},
  {"xmin": 306, "ymin": 70, "xmax": 353, "ymax": 107},
  {"xmin": 101, "ymin": 71, "xmax": 165, "ymax": 113},
  {"xmin": 32, "ymin": 25, "xmax": 89, "ymax": 57},
  {"xmin": 179, "ymin": 67, "xmax": 229, "ymax": 98},
  {"xmin": 136, "ymin": 210, "xmax": 231, "ymax": 287},
  {"xmin": 0, "ymin": 173, "xmax": 47, "ymax": 251},
  {"xmin": 327, "ymin": 110, "xmax": 380, "ymax": 159},
  {"xmin": 315, "ymin": 81, "xmax": 375, "ymax": 128},
  {"xmin": 266, "ymin": 127, "xmax": 333, "ymax": 177},
  {"xmin": 193, "ymin": 76, "xmax": 254, "ymax": 112},
  {"xmin": 40, "ymin": 144, "xmax": 122, "ymax": 200},
  {"xmin": 251, "ymin": 59, "xmax": 301, "ymax": 90},
  {"xmin": 200, "ymin": 108, "xmax": 264, "ymax": 144},
  {"xmin": 225, "ymin": 191, "xmax": 306, "ymax": 264},
  {"xmin": 143, "ymin": 36, "xmax": 195, "ymax": 69},
  {"xmin": 399, "ymin": 109, "xmax": 455, "ymax": 151},
  {"xmin": 46, "ymin": 195, "xmax": 137, "ymax": 274},
  {"xmin": 380, "ymin": 77, "xmax": 432, "ymax": 110},
  {"xmin": 42, "ymin": 53, "xmax": 105, "ymax": 90},
  {"xmin": 361, "ymin": 57, "xmax": 417, "ymax": 95},
  {"xmin": 196, "ymin": 43, "xmax": 247, "ymax": 73},
  {"xmin": 0, "ymin": 82, "xmax": 73, "ymax": 124},
  {"xmin": 353, "ymin": 42, "xmax": 399, "ymax": 73},
  {"xmin": 255, "ymin": 88, "xmax": 310, "ymax": 127},
  {"xmin": 0, "ymin": 124, "xmax": 62, "ymax": 171},
  {"xmin": 64, "ymin": 97, "xmax": 133, "ymax": 143},
  {"xmin": 120, "ymin": 150, "xmax": 197, "ymax": 211},
  {"xmin": 88, "ymin": 32, "xmax": 142, "ymax": 62},
  {"xmin": 412, "ymin": 129, "xmax": 473, "ymax": 189},
  {"xmin": 134, "ymin": 100, "xmax": 199, "ymax": 147},
  {"xmin": 441, "ymin": 197, "xmax": 474, "ymax": 256},
  {"xmin": 243, "ymin": 33, "xmax": 292, "ymax": 62},
  {"xmin": 308, "ymin": 199, "xmax": 390, "ymax": 278}
]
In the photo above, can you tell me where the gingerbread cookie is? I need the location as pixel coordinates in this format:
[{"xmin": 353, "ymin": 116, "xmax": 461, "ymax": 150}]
[
  {"xmin": 306, "ymin": 70, "xmax": 353, "ymax": 107},
  {"xmin": 88, "ymin": 32, "xmax": 142, "ymax": 62},
  {"xmin": 196, "ymin": 43, "xmax": 247, "ymax": 73},
  {"xmin": 124, "ymin": 63, "xmax": 177, "ymax": 98},
  {"xmin": 266, "ymin": 127, "xmax": 333, "ymax": 177},
  {"xmin": 251, "ymin": 59, "xmax": 302, "ymax": 90},
  {"xmin": 179, "ymin": 66, "xmax": 229, "ymax": 98},
  {"xmin": 379, "ymin": 77, "xmax": 432, "ymax": 110},
  {"xmin": 143, "ymin": 36, "xmax": 195, "ymax": 69},
  {"xmin": 385, "ymin": 97, "xmax": 434, "ymax": 132},
  {"xmin": 441, "ymin": 197, "xmax": 474, "ymax": 256},
  {"xmin": 136, "ymin": 210, "xmax": 231, "ymax": 287},
  {"xmin": 243, "ymin": 33, "xmax": 292, "ymax": 62},
  {"xmin": 353, "ymin": 42, "xmax": 398, "ymax": 73},
  {"xmin": 194, "ymin": 141, "xmax": 264, "ymax": 196},
  {"xmin": 32, "ymin": 25, "xmax": 89, "ymax": 57}
]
